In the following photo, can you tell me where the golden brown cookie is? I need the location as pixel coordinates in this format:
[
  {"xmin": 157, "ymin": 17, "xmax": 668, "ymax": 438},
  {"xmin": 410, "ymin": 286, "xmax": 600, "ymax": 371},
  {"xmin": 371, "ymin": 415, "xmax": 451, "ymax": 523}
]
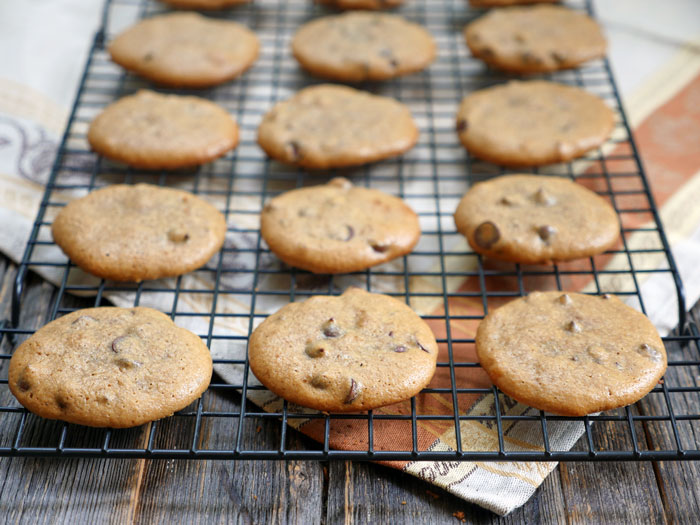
[
  {"xmin": 453, "ymin": 175, "xmax": 619, "ymax": 264},
  {"xmin": 465, "ymin": 5, "xmax": 606, "ymax": 74},
  {"xmin": 456, "ymin": 81, "xmax": 614, "ymax": 166},
  {"xmin": 9, "ymin": 307, "xmax": 213, "ymax": 428},
  {"xmin": 261, "ymin": 177, "xmax": 420, "ymax": 273},
  {"xmin": 159, "ymin": 0, "xmax": 249, "ymax": 9},
  {"xmin": 476, "ymin": 291, "xmax": 666, "ymax": 416},
  {"xmin": 469, "ymin": 0, "xmax": 560, "ymax": 8},
  {"xmin": 257, "ymin": 84, "xmax": 418, "ymax": 169},
  {"xmin": 87, "ymin": 90, "xmax": 238, "ymax": 169},
  {"xmin": 108, "ymin": 13, "xmax": 259, "ymax": 88},
  {"xmin": 292, "ymin": 12, "xmax": 435, "ymax": 82},
  {"xmin": 249, "ymin": 287, "xmax": 438, "ymax": 412},
  {"xmin": 52, "ymin": 184, "xmax": 227, "ymax": 282},
  {"xmin": 316, "ymin": 0, "xmax": 404, "ymax": 10}
]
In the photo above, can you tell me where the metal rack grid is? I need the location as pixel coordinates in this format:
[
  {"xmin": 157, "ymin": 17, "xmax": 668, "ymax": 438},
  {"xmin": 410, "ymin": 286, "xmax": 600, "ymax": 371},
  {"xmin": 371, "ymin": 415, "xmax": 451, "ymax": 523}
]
[{"xmin": 0, "ymin": 0, "xmax": 698, "ymax": 462}]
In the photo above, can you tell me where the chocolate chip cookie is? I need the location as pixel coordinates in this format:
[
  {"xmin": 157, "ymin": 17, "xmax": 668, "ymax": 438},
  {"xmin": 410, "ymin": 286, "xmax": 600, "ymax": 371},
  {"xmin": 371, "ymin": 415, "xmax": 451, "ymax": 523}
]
[
  {"xmin": 160, "ymin": 0, "xmax": 249, "ymax": 9},
  {"xmin": 109, "ymin": 13, "xmax": 259, "ymax": 88},
  {"xmin": 88, "ymin": 90, "xmax": 238, "ymax": 169},
  {"xmin": 456, "ymin": 81, "xmax": 614, "ymax": 166},
  {"xmin": 465, "ymin": 5, "xmax": 606, "ymax": 74},
  {"xmin": 9, "ymin": 307, "xmax": 213, "ymax": 428},
  {"xmin": 292, "ymin": 12, "xmax": 435, "ymax": 82},
  {"xmin": 52, "ymin": 184, "xmax": 227, "ymax": 282},
  {"xmin": 257, "ymin": 84, "xmax": 418, "ymax": 169},
  {"xmin": 476, "ymin": 291, "xmax": 666, "ymax": 416},
  {"xmin": 453, "ymin": 175, "xmax": 619, "ymax": 264},
  {"xmin": 261, "ymin": 177, "xmax": 420, "ymax": 273},
  {"xmin": 249, "ymin": 287, "xmax": 438, "ymax": 412},
  {"xmin": 316, "ymin": 0, "xmax": 404, "ymax": 10}
]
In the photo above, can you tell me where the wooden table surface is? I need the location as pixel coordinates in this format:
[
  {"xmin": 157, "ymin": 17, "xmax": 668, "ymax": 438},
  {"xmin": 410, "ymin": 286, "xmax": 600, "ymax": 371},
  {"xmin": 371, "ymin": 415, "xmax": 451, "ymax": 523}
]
[{"xmin": 1, "ymin": 255, "xmax": 699, "ymax": 524}]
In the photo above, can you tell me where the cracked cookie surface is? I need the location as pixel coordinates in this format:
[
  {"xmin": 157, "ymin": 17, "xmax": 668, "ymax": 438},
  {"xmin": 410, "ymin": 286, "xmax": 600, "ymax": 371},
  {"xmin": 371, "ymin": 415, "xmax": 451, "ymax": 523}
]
[
  {"xmin": 465, "ymin": 5, "xmax": 605, "ymax": 74},
  {"xmin": 292, "ymin": 12, "xmax": 435, "ymax": 82},
  {"xmin": 109, "ymin": 13, "xmax": 259, "ymax": 88},
  {"xmin": 476, "ymin": 291, "xmax": 666, "ymax": 416},
  {"xmin": 9, "ymin": 307, "xmax": 213, "ymax": 428},
  {"xmin": 456, "ymin": 81, "xmax": 614, "ymax": 166},
  {"xmin": 257, "ymin": 84, "xmax": 418, "ymax": 169},
  {"xmin": 52, "ymin": 183, "xmax": 227, "ymax": 282},
  {"xmin": 261, "ymin": 177, "xmax": 420, "ymax": 273},
  {"xmin": 453, "ymin": 174, "xmax": 619, "ymax": 264},
  {"xmin": 88, "ymin": 90, "xmax": 238, "ymax": 169},
  {"xmin": 249, "ymin": 287, "xmax": 438, "ymax": 412}
]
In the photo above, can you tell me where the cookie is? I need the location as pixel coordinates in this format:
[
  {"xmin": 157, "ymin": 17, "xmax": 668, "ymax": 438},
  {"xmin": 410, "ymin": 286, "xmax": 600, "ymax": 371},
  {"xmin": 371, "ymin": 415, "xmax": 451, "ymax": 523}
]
[
  {"xmin": 108, "ymin": 13, "xmax": 259, "ymax": 88},
  {"xmin": 465, "ymin": 5, "xmax": 606, "ymax": 74},
  {"xmin": 453, "ymin": 175, "xmax": 619, "ymax": 264},
  {"xmin": 261, "ymin": 177, "xmax": 420, "ymax": 273},
  {"xmin": 159, "ymin": 0, "xmax": 249, "ymax": 9},
  {"xmin": 456, "ymin": 81, "xmax": 614, "ymax": 166},
  {"xmin": 257, "ymin": 84, "xmax": 418, "ymax": 169},
  {"xmin": 292, "ymin": 12, "xmax": 435, "ymax": 82},
  {"xmin": 249, "ymin": 287, "xmax": 438, "ymax": 412},
  {"xmin": 476, "ymin": 291, "xmax": 666, "ymax": 416},
  {"xmin": 52, "ymin": 184, "xmax": 227, "ymax": 282},
  {"xmin": 9, "ymin": 307, "xmax": 213, "ymax": 428},
  {"xmin": 87, "ymin": 90, "xmax": 238, "ymax": 169},
  {"xmin": 469, "ymin": 0, "xmax": 559, "ymax": 8},
  {"xmin": 316, "ymin": 0, "xmax": 404, "ymax": 10}
]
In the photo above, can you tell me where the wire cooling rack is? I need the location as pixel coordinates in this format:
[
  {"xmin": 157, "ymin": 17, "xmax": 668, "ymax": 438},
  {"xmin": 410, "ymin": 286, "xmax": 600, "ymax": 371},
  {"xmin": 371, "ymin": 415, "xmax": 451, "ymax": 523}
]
[{"xmin": 1, "ymin": 0, "xmax": 699, "ymax": 462}]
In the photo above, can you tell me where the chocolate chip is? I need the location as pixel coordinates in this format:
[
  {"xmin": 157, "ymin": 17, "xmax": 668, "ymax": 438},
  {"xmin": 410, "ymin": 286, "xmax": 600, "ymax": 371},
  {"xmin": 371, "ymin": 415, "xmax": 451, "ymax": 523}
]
[
  {"xmin": 115, "ymin": 357, "xmax": 141, "ymax": 370},
  {"xmin": 394, "ymin": 345, "xmax": 407, "ymax": 353},
  {"xmin": 389, "ymin": 58, "xmax": 399, "ymax": 68},
  {"xmin": 369, "ymin": 241, "xmax": 390, "ymax": 253},
  {"xmin": 168, "ymin": 229, "xmax": 190, "ymax": 243},
  {"xmin": 55, "ymin": 396, "xmax": 69, "ymax": 411},
  {"xmin": 587, "ymin": 346, "xmax": 606, "ymax": 365},
  {"xmin": 286, "ymin": 141, "xmax": 301, "ymax": 161},
  {"xmin": 416, "ymin": 338, "xmax": 430, "ymax": 353},
  {"xmin": 111, "ymin": 336, "xmax": 126, "ymax": 353},
  {"xmin": 143, "ymin": 52, "xmax": 154, "ymax": 62},
  {"xmin": 499, "ymin": 196, "xmax": 513, "ymax": 206},
  {"xmin": 311, "ymin": 374, "xmax": 331, "ymax": 389},
  {"xmin": 602, "ymin": 294, "xmax": 612, "ymax": 300},
  {"xmin": 558, "ymin": 293, "xmax": 572, "ymax": 305},
  {"xmin": 16, "ymin": 377, "xmax": 31, "ymax": 392},
  {"xmin": 638, "ymin": 343, "xmax": 662, "ymax": 362},
  {"xmin": 388, "ymin": 331, "xmax": 394, "ymax": 337},
  {"xmin": 305, "ymin": 341, "xmax": 326, "ymax": 358},
  {"xmin": 345, "ymin": 378, "xmax": 360, "ymax": 404},
  {"xmin": 343, "ymin": 225, "xmax": 354, "ymax": 242},
  {"xmin": 533, "ymin": 187, "xmax": 555, "ymax": 206},
  {"xmin": 322, "ymin": 318, "xmax": 342, "ymax": 338},
  {"xmin": 71, "ymin": 315, "xmax": 96, "ymax": 327},
  {"xmin": 456, "ymin": 119, "xmax": 468, "ymax": 133},
  {"xmin": 473, "ymin": 221, "xmax": 500, "ymax": 249},
  {"xmin": 566, "ymin": 320, "xmax": 581, "ymax": 333},
  {"xmin": 537, "ymin": 225, "xmax": 556, "ymax": 242}
]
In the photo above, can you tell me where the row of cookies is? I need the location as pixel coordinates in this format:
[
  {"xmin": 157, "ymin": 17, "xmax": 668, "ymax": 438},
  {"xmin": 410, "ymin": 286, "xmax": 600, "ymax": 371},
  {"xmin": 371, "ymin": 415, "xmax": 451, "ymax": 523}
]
[
  {"xmin": 110, "ymin": 4, "xmax": 605, "ymax": 86},
  {"xmin": 87, "ymin": 79, "xmax": 613, "ymax": 171}
]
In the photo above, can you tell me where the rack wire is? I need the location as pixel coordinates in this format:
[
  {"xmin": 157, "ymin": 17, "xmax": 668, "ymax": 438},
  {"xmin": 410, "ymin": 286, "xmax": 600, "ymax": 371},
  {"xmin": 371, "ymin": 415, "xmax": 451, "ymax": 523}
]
[{"xmin": 1, "ymin": 0, "xmax": 698, "ymax": 462}]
